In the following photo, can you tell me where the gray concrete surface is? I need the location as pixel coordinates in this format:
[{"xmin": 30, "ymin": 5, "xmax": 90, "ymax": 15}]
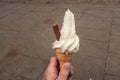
[
  {"xmin": 1, "ymin": 0, "xmax": 120, "ymax": 6},
  {"xmin": 0, "ymin": 2, "xmax": 120, "ymax": 80}
]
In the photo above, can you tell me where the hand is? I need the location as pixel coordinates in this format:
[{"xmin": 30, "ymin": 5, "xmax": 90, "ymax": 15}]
[{"xmin": 42, "ymin": 56, "xmax": 73, "ymax": 80}]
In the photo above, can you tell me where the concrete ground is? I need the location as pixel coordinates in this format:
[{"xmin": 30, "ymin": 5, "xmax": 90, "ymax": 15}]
[{"xmin": 0, "ymin": 2, "xmax": 120, "ymax": 80}]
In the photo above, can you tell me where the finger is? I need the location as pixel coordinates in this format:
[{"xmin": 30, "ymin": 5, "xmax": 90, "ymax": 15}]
[
  {"xmin": 57, "ymin": 62, "xmax": 71, "ymax": 80},
  {"xmin": 68, "ymin": 77, "xmax": 72, "ymax": 80},
  {"xmin": 70, "ymin": 66, "xmax": 73, "ymax": 76},
  {"xmin": 68, "ymin": 66, "xmax": 73, "ymax": 80},
  {"xmin": 47, "ymin": 56, "xmax": 58, "ymax": 74},
  {"xmin": 43, "ymin": 57, "xmax": 58, "ymax": 80},
  {"xmin": 48, "ymin": 56, "xmax": 58, "ymax": 68}
]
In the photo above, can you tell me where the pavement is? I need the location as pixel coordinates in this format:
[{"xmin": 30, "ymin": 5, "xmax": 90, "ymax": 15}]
[{"xmin": 0, "ymin": 2, "xmax": 120, "ymax": 80}]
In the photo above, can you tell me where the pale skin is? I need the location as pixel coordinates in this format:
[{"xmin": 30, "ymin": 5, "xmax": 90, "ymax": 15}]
[{"xmin": 42, "ymin": 56, "xmax": 73, "ymax": 80}]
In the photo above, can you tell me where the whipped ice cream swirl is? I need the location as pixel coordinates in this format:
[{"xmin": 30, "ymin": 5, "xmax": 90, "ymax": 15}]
[{"xmin": 52, "ymin": 9, "xmax": 79, "ymax": 54}]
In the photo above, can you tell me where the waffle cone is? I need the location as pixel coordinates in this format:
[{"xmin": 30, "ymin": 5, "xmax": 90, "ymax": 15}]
[{"xmin": 56, "ymin": 49, "xmax": 74, "ymax": 69}]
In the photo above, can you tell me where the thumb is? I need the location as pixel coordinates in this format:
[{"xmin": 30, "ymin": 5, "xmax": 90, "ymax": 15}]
[{"xmin": 57, "ymin": 63, "xmax": 71, "ymax": 80}]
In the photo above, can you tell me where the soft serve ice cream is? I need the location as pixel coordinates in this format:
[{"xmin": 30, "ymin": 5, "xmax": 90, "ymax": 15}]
[{"xmin": 52, "ymin": 9, "xmax": 79, "ymax": 54}]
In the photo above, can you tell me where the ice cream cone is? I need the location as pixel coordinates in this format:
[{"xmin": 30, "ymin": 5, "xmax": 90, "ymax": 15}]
[
  {"xmin": 56, "ymin": 49, "xmax": 74, "ymax": 69},
  {"xmin": 52, "ymin": 10, "xmax": 79, "ymax": 69}
]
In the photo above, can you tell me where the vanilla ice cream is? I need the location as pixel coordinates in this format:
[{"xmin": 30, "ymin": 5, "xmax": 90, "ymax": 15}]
[{"xmin": 52, "ymin": 9, "xmax": 79, "ymax": 54}]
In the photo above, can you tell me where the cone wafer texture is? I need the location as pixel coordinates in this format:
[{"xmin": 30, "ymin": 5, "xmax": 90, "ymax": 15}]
[{"xmin": 56, "ymin": 49, "xmax": 74, "ymax": 69}]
